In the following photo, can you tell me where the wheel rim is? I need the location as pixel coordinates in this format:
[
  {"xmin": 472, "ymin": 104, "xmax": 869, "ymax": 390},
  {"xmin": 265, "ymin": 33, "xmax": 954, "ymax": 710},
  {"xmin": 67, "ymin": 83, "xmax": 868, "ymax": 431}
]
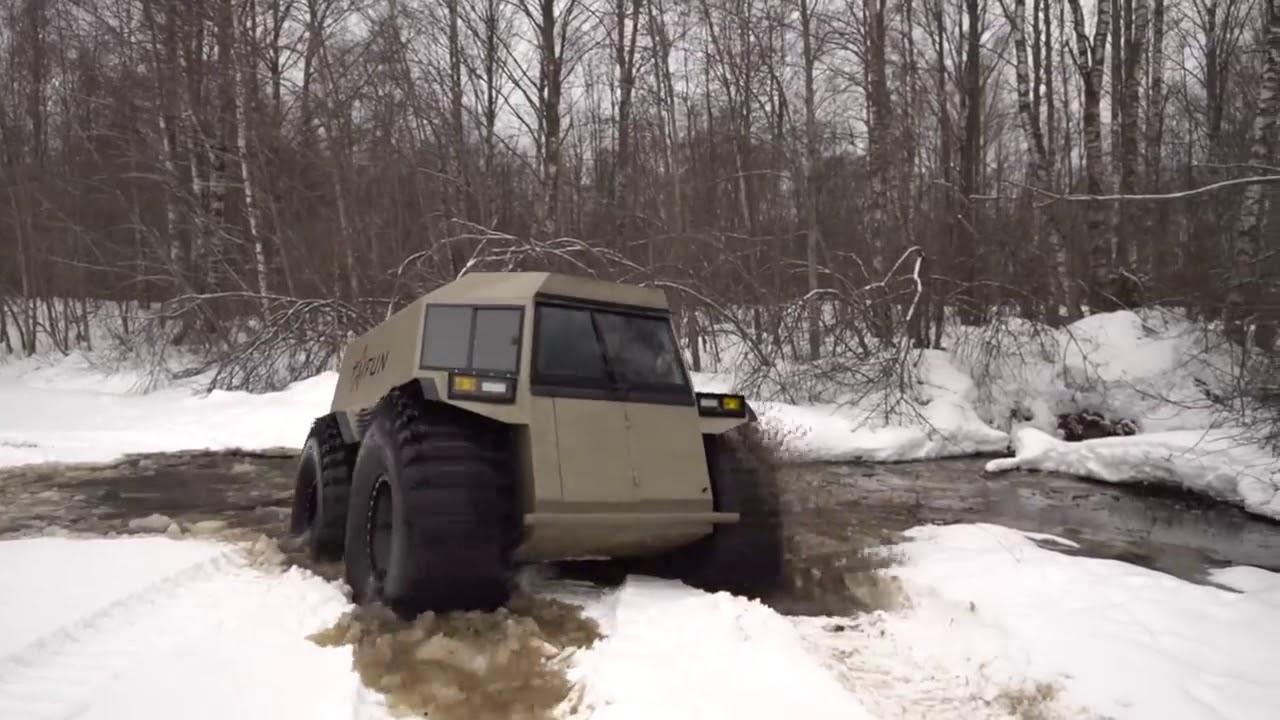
[{"xmin": 367, "ymin": 475, "xmax": 394, "ymax": 582}]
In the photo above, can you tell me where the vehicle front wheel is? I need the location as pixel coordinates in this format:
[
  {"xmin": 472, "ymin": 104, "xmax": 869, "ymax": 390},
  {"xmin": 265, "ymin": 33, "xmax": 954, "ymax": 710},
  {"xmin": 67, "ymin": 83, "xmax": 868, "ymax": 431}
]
[{"xmin": 342, "ymin": 383, "xmax": 518, "ymax": 617}]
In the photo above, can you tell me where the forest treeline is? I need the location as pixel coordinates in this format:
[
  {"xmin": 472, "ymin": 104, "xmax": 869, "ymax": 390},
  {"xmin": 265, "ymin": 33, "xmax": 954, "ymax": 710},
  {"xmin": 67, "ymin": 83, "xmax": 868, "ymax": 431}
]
[{"xmin": 0, "ymin": 0, "xmax": 1277, "ymax": 390}]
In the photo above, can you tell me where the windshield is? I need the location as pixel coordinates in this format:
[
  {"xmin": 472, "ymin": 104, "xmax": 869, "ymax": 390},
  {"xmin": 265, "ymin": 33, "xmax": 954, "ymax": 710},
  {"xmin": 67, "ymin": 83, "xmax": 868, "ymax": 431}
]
[{"xmin": 533, "ymin": 303, "xmax": 689, "ymax": 391}]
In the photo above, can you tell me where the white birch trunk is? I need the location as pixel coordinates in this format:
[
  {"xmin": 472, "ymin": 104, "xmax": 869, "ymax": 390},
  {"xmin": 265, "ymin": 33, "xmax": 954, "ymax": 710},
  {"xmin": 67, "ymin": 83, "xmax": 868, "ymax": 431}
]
[
  {"xmin": 230, "ymin": 0, "xmax": 268, "ymax": 296},
  {"xmin": 1007, "ymin": 0, "xmax": 1073, "ymax": 320},
  {"xmin": 1230, "ymin": 8, "xmax": 1279, "ymax": 296}
]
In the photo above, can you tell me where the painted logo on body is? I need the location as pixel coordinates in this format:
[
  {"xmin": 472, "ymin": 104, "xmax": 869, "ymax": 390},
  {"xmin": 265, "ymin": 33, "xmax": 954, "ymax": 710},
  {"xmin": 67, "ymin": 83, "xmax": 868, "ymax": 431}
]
[{"xmin": 351, "ymin": 345, "xmax": 389, "ymax": 392}]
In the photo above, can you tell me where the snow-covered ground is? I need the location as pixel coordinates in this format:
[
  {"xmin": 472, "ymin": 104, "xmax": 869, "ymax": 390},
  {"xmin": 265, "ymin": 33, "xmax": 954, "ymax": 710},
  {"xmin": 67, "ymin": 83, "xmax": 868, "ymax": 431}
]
[
  {"xmin": 953, "ymin": 310, "xmax": 1280, "ymax": 521},
  {"xmin": 3, "ymin": 526, "xmax": 1277, "ymax": 719},
  {"xmin": 808, "ymin": 523, "xmax": 1280, "ymax": 720},
  {"xmin": 0, "ymin": 352, "xmax": 334, "ymax": 466},
  {"xmin": 561, "ymin": 578, "xmax": 878, "ymax": 719},
  {"xmin": 987, "ymin": 426, "xmax": 1280, "ymax": 520},
  {"xmin": 0, "ymin": 536, "xmax": 365, "ymax": 720}
]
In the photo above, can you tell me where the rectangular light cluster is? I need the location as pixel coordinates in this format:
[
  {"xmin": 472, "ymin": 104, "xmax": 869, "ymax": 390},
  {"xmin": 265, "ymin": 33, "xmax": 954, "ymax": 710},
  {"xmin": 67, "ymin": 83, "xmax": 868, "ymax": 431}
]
[
  {"xmin": 448, "ymin": 372, "xmax": 516, "ymax": 403},
  {"xmin": 695, "ymin": 392, "xmax": 747, "ymax": 418}
]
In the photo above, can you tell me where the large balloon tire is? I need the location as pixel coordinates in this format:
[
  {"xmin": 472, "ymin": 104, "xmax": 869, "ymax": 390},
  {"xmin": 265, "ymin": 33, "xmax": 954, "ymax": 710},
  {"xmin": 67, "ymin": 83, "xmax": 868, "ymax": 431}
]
[{"xmin": 342, "ymin": 383, "xmax": 518, "ymax": 617}]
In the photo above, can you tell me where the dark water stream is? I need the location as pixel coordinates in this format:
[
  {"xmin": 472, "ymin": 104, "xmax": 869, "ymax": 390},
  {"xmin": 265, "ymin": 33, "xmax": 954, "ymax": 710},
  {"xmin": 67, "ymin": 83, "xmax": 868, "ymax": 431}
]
[
  {"xmin": 782, "ymin": 456, "xmax": 1280, "ymax": 584},
  {"xmin": 4, "ymin": 449, "xmax": 1278, "ymax": 616}
]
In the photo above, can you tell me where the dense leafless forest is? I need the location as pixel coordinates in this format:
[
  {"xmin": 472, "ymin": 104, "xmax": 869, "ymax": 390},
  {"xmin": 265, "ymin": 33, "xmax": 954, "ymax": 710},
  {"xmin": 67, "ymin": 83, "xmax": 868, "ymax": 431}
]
[{"xmin": 0, "ymin": 0, "xmax": 1277, "ymax": 393}]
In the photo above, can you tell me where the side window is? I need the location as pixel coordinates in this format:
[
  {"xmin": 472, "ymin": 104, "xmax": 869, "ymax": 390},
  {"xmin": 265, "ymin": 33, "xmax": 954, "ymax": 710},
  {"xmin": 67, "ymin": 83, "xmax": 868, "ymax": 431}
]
[
  {"xmin": 470, "ymin": 308, "xmax": 523, "ymax": 373},
  {"xmin": 421, "ymin": 305, "xmax": 473, "ymax": 369}
]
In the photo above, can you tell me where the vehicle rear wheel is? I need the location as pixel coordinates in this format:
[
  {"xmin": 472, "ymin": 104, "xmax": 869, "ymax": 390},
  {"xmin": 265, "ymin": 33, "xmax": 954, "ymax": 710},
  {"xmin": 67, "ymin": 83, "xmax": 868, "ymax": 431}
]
[
  {"xmin": 343, "ymin": 383, "xmax": 518, "ymax": 618},
  {"xmin": 637, "ymin": 426, "xmax": 785, "ymax": 600},
  {"xmin": 288, "ymin": 415, "xmax": 356, "ymax": 561}
]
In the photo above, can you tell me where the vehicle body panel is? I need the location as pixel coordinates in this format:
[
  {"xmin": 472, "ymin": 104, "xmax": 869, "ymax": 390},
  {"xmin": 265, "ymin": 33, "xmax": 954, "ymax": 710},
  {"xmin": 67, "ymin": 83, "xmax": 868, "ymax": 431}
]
[
  {"xmin": 551, "ymin": 397, "xmax": 635, "ymax": 504},
  {"xmin": 329, "ymin": 297, "xmax": 428, "ymax": 426},
  {"xmin": 624, "ymin": 402, "xmax": 713, "ymax": 501}
]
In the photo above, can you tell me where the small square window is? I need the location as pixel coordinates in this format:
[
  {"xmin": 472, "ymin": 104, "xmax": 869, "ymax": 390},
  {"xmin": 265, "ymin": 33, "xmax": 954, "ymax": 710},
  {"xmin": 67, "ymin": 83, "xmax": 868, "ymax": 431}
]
[
  {"xmin": 471, "ymin": 308, "xmax": 523, "ymax": 373},
  {"xmin": 422, "ymin": 305, "xmax": 473, "ymax": 369}
]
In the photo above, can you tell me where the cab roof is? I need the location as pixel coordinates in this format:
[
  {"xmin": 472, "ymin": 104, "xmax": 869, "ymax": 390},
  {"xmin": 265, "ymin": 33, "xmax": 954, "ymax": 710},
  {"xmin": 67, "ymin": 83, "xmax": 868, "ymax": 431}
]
[{"xmin": 420, "ymin": 271, "xmax": 671, "ymax": 311}]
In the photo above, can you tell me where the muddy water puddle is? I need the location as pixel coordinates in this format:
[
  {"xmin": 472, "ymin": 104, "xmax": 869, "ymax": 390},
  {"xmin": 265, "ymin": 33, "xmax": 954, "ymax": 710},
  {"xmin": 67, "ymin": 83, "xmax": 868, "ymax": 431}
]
[
  {"xmin": 311, "ymin": 594, "xmax": 600, "ymax": 720},
  {"xmin": 0, "ymin": 448, "xmax": 298, "ymax": 535}
]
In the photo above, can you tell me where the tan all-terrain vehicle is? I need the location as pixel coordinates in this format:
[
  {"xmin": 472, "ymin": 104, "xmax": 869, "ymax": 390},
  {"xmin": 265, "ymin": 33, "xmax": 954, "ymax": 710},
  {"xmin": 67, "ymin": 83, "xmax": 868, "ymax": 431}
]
[{"xmin": 289, "ymin": 271, "xmax": 782, "ymax": 617}]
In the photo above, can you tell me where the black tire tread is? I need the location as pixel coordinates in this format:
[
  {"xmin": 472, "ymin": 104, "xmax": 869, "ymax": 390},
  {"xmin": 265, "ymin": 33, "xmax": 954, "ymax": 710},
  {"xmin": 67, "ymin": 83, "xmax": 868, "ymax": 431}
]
[
  {"xmin": 289, "ymin": 415, "xmax": 356, "ymax": 560},
  {"xmin": 346, "ymin": 383, "xmax": 518, "ymax": 616}
]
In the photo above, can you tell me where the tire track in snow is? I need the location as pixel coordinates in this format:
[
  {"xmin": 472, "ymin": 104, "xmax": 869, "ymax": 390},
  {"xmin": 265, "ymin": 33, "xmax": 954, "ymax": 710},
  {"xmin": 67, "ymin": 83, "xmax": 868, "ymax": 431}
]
[
  {"xmin": 791, "ymin": 614, "xmax": 1098, "ymax": 720},
  {"xmin": 0, "ymin": 542, "xmax": 369, "ymax": 720},
  {"xmin": 0, "ymin": 547, "xmax": 241, "ymax": 719},
  {"xmin": 0, "ymin": 546, "xmax": 236, "ymax": 671}
]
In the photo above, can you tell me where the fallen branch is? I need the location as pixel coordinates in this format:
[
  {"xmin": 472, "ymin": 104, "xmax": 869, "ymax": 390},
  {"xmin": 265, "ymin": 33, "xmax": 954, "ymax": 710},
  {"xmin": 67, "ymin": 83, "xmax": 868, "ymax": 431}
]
[{"xmin": 1021, "ymin": 175, "xmax": 1280, "ymax": 203}]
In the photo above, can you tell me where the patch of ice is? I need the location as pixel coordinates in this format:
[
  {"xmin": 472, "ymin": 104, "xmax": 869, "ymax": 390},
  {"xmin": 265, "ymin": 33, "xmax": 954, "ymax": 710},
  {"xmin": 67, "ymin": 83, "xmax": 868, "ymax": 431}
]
[{"xmin": 127, "ymin": 514, "xmax": 176, "ymax": 533}]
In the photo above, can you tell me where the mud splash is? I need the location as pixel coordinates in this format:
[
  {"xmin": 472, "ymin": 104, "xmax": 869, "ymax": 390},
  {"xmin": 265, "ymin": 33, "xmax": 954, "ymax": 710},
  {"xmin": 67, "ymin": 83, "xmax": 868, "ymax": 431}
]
[{"xmin": 308, "ymin": 594, "xmax": 601, "ymax": 720}]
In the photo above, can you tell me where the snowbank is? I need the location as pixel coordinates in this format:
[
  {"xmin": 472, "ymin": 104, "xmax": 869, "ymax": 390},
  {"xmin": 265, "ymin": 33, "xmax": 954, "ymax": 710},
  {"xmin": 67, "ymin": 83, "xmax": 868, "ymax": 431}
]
[
  {"xmin": 696, "ymin": 308, "xmax": 1252, "ymax": 465},
  {"xmin": 732, "ymin": 308, "xmax": 1280, "ymax": 517},
  {"xmin": 987, "ymin": 426, "xmax": 1280, "ymax": 520},
  {"xmin": 950, "ymin": 308, "xmax": 1237, "ymax": 434},
  {"xmin": 962, "ymin": 309, "xmax": 1280, "ymax": 521},
  {"xmin": 864, "ymin": 523, "xmax": 1280, "ymax": 720},
  {"xmin": 743, "ymin": 349, "xmax": 1011, "ymax": 463},
  {"xmin": 0, "ymin": 352, "xmax": 335, "ymax": 466}
]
